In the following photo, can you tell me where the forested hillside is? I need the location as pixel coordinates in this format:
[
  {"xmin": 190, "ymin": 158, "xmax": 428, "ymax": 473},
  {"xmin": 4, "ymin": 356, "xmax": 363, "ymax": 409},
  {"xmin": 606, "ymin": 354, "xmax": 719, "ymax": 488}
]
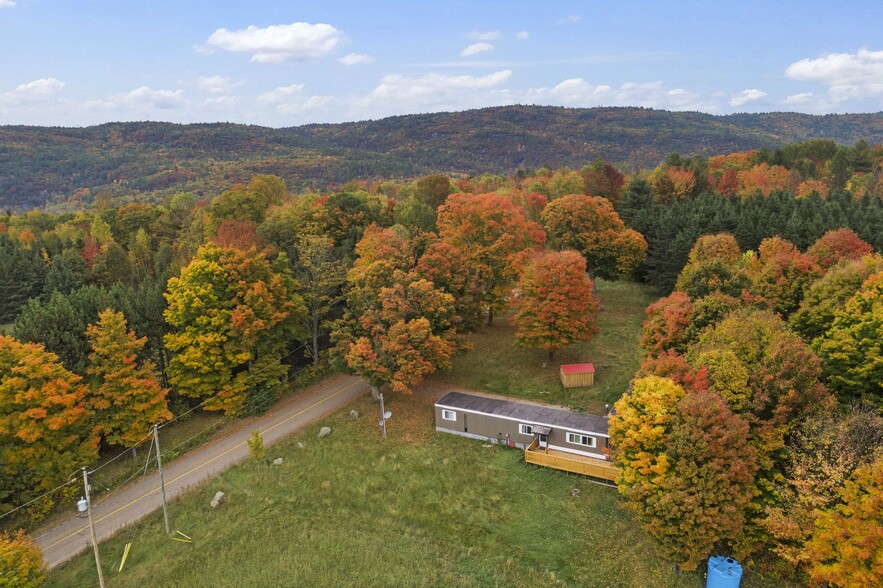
[{"xmin": 3, "ymin": 106, "xmax": 883, "ymax": 210}]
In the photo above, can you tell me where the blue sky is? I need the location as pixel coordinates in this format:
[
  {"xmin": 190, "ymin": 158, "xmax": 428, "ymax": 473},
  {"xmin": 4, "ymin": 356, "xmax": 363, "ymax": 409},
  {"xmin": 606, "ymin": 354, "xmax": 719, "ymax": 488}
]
[{"xmin": 1, "ymin": 1, "xmax": 882, "ymax": 127}]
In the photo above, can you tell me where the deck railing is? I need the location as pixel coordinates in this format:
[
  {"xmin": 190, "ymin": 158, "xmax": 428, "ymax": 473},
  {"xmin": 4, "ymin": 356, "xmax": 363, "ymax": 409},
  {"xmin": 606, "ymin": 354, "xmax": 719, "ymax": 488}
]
[{"xmin": 525, "ymin": 439, "xmax": 619, "ymax": 482}]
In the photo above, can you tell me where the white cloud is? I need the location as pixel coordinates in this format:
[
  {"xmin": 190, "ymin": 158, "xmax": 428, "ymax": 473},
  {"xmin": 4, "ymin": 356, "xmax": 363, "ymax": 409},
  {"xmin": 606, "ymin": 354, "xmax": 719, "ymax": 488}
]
[
  {"xmin": 470, "ymin": 31, "xmax": 501, "ymax": 42},
  {"xmin": 15, "ymin": 78, "xmax": 64, "ymax": 99},
  {"xmin": 783, "ymin": 92, "xmax": 814, "ymax": 105},
  {"xmin": 515, "ymin": 31, "xmax": 530, "ymax": 40},
  {"xmin": 85, "ymin": 86, "xmax": 185, "ymax": 112},
  {"xmin": 258, "ymin": 84, "xmax": 332, "ymax": 115},
  {"xmin": 123, "ymin": 86, "xmax": 185, "ymax": 109},
  {"xmin": 203, "ymin": 22, "xmax": 344, "ymax": 64},
  {"xmin": 202, "ymin": 96, "xmax": 241, "ymax": 108},
  {"xmin": 196, "ymin": 75, "xmax": 243, "ymax": 94},
  {"xmin": 560, "ymin": 15, "xmax": 581, "ymax": 24},
  {"xmin": 730, "ymin": 88, "xmax": 767, "ymax": 107},
  {"xmin": 460, "ymin": 42, "xmax": 494, "ymax": 57},
  {"xmin": 524, "ymin": 78, "xmax": 717, "ymax": 111},
  {"xmin": 0, "ymin": 78, "xmax": 64, "ymax": 106},
  {"xmin": 0, "ymin": 1, "xmax": 16, "ymax": 7},
  {"xmin": 785, "ymin": 49, "xmax": 883, "ymax": 102},
  {"xmin": 338, "ymin": 52, "xmax": 374, "ymax": 66},
  {"xmin": 357, "ymin": 70, "xmax": 514, "ymax": 117}
]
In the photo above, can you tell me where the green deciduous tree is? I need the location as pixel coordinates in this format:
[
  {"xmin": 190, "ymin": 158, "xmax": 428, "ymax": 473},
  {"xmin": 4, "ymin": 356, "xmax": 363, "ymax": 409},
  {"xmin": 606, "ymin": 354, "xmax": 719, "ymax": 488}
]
[
  {"xmin": 164, "ymin": 244, "xmax": 306, "ymax": 414},
  {"xmin": 292, "ymin": 234, "xmax": 348, "ymax": 365},
  {"xmin": 790, "ymin": 254, "xmax": 883, "ymax": 342},
  {"xmin": 815, "ymin": 271, "xmax": 883, "ymax": 401}
]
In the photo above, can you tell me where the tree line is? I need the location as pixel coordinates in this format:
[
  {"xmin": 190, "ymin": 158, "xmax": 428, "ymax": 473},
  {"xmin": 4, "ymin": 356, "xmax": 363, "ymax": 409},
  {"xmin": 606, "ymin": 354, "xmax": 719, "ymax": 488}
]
[{"xmin": 612, "ymin": 229, "xmax": 882, "ymax": 587}]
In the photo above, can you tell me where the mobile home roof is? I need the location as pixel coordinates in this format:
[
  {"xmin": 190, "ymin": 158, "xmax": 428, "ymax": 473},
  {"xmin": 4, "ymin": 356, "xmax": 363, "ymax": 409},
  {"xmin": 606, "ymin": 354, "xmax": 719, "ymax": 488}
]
[{"xmin": 435, "ymin": 391, "xmax": 609, "ymax": 437}]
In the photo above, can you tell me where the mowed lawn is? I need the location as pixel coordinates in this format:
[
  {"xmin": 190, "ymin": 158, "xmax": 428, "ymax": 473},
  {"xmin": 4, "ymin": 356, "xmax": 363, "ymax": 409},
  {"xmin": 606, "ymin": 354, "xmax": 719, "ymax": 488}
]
[{"xmin": 433, "ymin": 279, "xmax": 656, "ymax": 412}]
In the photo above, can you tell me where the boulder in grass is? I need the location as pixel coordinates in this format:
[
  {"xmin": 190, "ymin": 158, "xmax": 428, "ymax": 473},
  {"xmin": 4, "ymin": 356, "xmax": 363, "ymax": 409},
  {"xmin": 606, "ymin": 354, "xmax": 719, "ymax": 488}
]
[
  {"xmin": 210, "ymin": 491, "xmax": 226, "ymax": 508},
  {"xmin": 349, "ymin": 409, "xmax": 360, "ymax": 419},
  {"xmin": 272, "ymin": 458, "xmax": 284, "ymax": 466},
  {"xmin": 318, "ymin": 427, "xmax": 332, "ymax": 439}
]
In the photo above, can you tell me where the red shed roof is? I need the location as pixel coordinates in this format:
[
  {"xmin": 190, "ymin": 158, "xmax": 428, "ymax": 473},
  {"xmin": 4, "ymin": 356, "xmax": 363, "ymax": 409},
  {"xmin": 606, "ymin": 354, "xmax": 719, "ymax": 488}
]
[{"xmin": 560, "ymin": 363, "xmax": 595, "ymax": 375}]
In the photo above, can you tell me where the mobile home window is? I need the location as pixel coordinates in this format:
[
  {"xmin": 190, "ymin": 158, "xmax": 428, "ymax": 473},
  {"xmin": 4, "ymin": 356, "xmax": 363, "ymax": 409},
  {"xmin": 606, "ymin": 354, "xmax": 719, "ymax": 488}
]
[
  {"xmin": 566, "ymin": 432, "xmax": 596, "ymax": 448},
  {"xmin": 519, "ymin": 424, "xmax": 533, "ymax": 436},
  {"xmin": 442, "ymin": 409, "xmax": 457, "ymax": 421}
]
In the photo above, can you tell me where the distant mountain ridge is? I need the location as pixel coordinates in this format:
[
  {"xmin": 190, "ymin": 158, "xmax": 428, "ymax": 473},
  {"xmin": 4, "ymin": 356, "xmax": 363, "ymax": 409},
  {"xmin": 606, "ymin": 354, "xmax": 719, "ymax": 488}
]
[{"xmin": 2, "ymin": 105, "xmax": 883, "ymax": 209}]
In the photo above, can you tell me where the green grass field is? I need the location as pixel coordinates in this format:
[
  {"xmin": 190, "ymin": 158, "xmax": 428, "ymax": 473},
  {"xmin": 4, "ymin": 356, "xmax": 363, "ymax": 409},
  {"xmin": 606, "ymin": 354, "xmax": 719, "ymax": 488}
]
[
  {"xmin": 433, "ymin": 279, "xmax": 655, "ymax": 412},
  {"xmin": 47, "ymin": 393, "xmax": 786, "ymax": 587}
]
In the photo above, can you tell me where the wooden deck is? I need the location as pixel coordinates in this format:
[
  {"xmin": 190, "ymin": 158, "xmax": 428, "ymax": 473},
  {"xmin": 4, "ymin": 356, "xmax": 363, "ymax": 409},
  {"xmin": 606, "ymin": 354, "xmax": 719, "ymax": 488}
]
[{"xmin": 525, "ymin": 439, "xmax": 619, "ymax": 483}]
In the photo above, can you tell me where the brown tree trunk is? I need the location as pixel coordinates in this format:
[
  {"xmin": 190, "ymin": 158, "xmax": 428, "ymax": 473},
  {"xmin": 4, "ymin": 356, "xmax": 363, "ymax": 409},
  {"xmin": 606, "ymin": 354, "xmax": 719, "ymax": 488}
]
[{"xmin": 487, "ymin": 310, "xmax": 494, "ymax": 327}]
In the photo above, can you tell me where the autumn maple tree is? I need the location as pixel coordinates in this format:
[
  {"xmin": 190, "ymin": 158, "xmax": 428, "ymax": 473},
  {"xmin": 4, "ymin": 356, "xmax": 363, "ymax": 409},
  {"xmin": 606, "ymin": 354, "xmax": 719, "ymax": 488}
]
[
  {"xmin": 0, "ymin": 336, "xmax": 98, "ymax": 508},
  {"xmin": 335, "ymin": 274, "xmax": 457, "ymax": 397},
  {"xmin": 86, "ymin": 308, "xmax": 172, "ymax": 447},
  {"xmin": 164, "ymin": 244, "xmax": 306, "ymax": 414},
  {"xmin": 0, "ymin": 529, "xmax": 45, "ymax": 587},
  {"xmin": 541, "ymin": 194, "xmax": 646, "ymax": 281},
  {"xmin": 804, "ymin": 457, "xmax": 883, "ymax": 588},
  {"xmin": 510, "ymin": 250, "xmax": 599, "ymax": 362},
  {"xmin": 640, "ymin": 291, "xmax": 693, "ymax": 357},
  {"xmin": 437, "ymin": 192, "xmax": 545, "ymax": 325},
  {"xmin": 414, "ymin": 238, "xmax": 485, "ymax": 332},
  {"xmin": 747, "ymin": 237, "xmax": 822, "ymax": 317},
  {"xmin": 805, "ymin": 228, "xmax": 873, "ymax": 270}
]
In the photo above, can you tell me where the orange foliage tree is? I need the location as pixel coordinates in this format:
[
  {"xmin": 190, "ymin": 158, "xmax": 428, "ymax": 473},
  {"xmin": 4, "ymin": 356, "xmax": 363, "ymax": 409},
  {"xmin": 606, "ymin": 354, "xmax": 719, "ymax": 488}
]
[
  {"xmin": 737, "ymin": 163, "xmax": 793, "ymax": 197},
  {"xmin": 541, "ymin": 194, "xmax": 646, "ymax": 281},
  {"xmin": 0, "ymin": 529, "xmax": 45, "ymax": 587},
  {"xmin": 640, "ymin": 291, "xmax": 693, "ymax": 357},
  {"xmin": 414, "ymin": 239, "xmax": 485, "ymax": 332},
  {"xmin": 748, "ymin": 237, "xmax": 822, "ymax": 317},
  {"xmin": 805, "ymin": 458, "xmax": 883, "ymax": 588},
  {"xmin": 86, "ymin": 309, "xmax": 171, "ymax": 446},
  {"xmin": 437, "ymin": 193, "xmax": 545, "ymax": 325},
  {"xmin": 336, "ymin": 274, "xmax": 457, "ymax": 397},
  {"xmin": 0, "ymin": 336, "xmax": 98, "ymax": 508},
  {"xmin": 510, "ymin": 250, "xmax": 600, "ymax": 362},
  {"xmin": 806, "ymin": 228, "xmax": 873, "ymax": 271}
]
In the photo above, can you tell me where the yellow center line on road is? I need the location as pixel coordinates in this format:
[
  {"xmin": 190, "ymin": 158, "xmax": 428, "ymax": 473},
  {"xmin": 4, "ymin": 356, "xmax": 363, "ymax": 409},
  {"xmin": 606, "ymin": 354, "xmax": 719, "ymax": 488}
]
[{"xmin": 43, "ymin": 379, "xmax": 363, "ymax": 555}]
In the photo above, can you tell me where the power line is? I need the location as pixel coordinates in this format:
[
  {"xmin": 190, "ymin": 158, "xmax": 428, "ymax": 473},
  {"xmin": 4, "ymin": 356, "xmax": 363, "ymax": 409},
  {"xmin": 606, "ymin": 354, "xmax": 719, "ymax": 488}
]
[
  {"xmin": 158, "ymin": 342, "xmax": 308, "ymax": 430},
  {"xmin": 0, "ymin": 344, "xmax": 316, "ymax": 522},
  {"xmin": 0, "ymin": 478, "xmax": 80, "ymax": 521},
  {"xmin": 87, "ymin": 429, "xmax": 155, "ymax": 477}
]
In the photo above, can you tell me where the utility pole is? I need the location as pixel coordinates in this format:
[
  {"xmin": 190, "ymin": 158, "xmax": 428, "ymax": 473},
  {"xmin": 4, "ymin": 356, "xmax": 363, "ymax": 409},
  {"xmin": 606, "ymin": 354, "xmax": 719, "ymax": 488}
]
[
  {"xmin": 153, "ymin": 424, "xmax": 171, "ymax": 534},
  {"xmin": 82, "ymin": 467, "xmax": 106, "ymax": 588}
]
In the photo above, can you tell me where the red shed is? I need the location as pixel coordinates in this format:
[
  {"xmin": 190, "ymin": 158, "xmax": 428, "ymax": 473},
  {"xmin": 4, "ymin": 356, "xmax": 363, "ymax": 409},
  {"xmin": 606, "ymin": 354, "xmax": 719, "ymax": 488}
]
[{"xmin": 560, "ymin": 363, "xmax": 595, "ymax": 388}]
